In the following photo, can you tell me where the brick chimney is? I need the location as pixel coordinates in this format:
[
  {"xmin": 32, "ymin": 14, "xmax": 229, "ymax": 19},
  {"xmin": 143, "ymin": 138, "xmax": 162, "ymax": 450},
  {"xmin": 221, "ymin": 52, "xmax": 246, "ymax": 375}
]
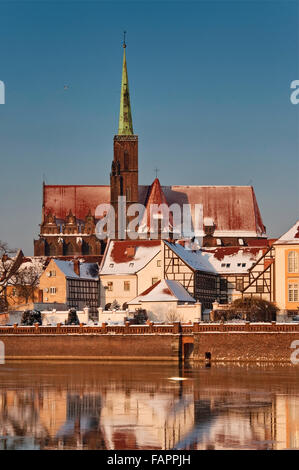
[
  {"xmin": 73, "ymin": 259, "xmax": 80, "ymax": 277},
  {"xmin": 126, "ymin": 246, "xmax": 136, "ymax": 258}
]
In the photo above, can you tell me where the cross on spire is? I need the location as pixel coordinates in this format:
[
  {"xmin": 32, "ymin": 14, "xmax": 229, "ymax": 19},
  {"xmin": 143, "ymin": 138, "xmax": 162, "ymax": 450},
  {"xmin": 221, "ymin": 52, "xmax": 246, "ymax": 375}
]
[
  {"xmin": 154, "ymin": 168, "xmax": 159, "ymax": 178},
  {"xmin": 123, "ymin": 30, "xmax": 127, "ymax": 48}
]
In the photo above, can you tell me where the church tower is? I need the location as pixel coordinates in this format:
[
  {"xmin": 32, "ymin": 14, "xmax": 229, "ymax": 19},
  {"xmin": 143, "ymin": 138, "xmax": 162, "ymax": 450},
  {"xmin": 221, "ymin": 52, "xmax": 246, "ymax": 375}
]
[{"xmin": 110, "ymin": 39, "xmax": 138, "ymax": 239}]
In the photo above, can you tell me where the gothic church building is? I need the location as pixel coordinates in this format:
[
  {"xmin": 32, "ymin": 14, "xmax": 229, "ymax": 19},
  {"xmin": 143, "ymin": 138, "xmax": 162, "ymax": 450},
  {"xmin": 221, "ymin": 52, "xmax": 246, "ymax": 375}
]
[{"xmin": 34, "ymin": 44, "xmax": 267, "ymax": 257}]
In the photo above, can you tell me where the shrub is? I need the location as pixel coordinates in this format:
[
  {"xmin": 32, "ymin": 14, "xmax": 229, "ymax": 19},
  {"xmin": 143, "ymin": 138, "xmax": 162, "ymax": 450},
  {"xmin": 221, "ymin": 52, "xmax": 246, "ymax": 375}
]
[
  {"xmin": 65, "ymin": 308, "xmax": 80, "ymax": 325},
  {"xmin": 21, "ymin": 309, "xmax": 42, "ymax": 325},
  {"xmin": 213, "ymin": 297, "xmax": 278, "ymax": 322}
]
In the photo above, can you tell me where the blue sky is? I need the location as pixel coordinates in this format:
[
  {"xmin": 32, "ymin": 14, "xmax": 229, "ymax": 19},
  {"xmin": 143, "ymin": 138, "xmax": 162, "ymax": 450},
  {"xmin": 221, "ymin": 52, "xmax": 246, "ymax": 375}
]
[{"xmin": 0, "ymin": 0, "xmax": 298, "ymax": 254}]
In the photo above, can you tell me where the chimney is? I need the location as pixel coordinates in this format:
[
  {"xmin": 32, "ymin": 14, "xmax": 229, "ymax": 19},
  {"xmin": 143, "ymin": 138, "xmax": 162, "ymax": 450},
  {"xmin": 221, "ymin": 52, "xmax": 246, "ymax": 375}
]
[
  {"xmin": 73, "ymin": 259, "xmax": 80, "ymax": 277},
  {"xmin": 126, "ymin": 246, "xmax": 135, "ymax": 258}
]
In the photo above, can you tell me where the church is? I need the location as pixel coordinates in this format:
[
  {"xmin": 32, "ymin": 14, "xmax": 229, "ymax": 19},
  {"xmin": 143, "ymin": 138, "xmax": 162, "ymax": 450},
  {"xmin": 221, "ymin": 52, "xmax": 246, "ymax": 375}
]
[{"xmin": 34, "ymin": 42, "xmax": 267, "ymax": 258}]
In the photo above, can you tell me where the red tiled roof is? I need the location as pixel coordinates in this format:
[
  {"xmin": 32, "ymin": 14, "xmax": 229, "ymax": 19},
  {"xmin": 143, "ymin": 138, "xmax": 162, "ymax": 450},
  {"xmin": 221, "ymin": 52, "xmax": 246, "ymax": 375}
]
[
  {"xmin": 141, "ymin": 178, "xmax": 173, "ymax": 231},
  {"xmin": 110, "ymin": 240, "xmax": 161, "ymax": 264},
  {"xmin": 43, "ymin": 184, "xmax": 265, "ymax": 236}
]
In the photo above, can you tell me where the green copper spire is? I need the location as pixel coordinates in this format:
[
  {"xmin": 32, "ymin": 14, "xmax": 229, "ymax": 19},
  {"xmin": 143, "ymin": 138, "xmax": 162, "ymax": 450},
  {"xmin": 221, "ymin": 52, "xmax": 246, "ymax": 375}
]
[{"xmin": 118, "ymin": 40, "xmax": 133, "ymax": 135}]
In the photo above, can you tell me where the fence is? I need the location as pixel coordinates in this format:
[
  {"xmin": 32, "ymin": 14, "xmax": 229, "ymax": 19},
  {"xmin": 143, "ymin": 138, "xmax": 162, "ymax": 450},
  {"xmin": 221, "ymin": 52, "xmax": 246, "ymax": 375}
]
[{"xmin": 0, "ymin": 321, "xmax": 299, "ymax": 335}]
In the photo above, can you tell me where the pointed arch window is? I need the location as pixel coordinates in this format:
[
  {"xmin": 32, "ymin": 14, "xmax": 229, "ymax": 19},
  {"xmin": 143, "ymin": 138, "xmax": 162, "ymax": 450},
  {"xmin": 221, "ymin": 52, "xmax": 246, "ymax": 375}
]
[{"xmin": 288, "ymin": 251, "xmax": 299, "ymax": 273}]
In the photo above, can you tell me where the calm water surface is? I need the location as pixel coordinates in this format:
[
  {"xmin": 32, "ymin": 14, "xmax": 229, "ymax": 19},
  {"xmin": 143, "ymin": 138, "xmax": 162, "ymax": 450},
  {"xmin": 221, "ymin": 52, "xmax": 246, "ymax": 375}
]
[{"xmin": 0, "ymin": 361, "xmax": 299, "ymax": 450}]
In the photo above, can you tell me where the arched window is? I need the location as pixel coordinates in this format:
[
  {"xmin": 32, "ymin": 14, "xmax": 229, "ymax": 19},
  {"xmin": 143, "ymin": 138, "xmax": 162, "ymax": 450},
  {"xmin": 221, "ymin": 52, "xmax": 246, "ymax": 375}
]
[{"xmin": 288, "ymin": 251, "xmax": 299, "ymax": 273}]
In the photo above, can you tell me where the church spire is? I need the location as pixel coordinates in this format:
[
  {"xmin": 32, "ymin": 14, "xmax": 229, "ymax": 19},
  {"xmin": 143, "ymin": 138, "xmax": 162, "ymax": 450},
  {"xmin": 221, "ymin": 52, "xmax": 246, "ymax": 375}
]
[{"xmin": 118, "ymin": 36, "xmax": 133, "ymax": 135}]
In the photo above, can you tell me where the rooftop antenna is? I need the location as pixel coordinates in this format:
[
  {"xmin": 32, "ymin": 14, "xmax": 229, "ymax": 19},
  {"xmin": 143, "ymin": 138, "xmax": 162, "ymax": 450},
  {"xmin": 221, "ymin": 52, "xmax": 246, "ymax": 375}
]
[{"xmin": 123, "ymin": 30, "xmax": 127, "ymax": 48}]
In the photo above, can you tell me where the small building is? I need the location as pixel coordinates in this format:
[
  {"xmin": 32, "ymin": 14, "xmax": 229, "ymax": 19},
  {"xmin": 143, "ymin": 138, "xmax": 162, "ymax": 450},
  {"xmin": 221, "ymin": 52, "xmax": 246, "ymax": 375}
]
[
  {"xmin": 273, "ymin": 220, "xmax": 299, "ymax": 315},
  {"xmin": 162, "ymin": 240, "xmax": 266, "ymax": 309},
  {"xmin": 99, "ymin": 239, "xmax": 162, "ymax": 309},
  {"xmin": 128, "ymin": 279, "xmax": 201, "ymax": 323},
  {"xmin": 39, "ymin": 259, "xmax": 99, "ymax": 317}
]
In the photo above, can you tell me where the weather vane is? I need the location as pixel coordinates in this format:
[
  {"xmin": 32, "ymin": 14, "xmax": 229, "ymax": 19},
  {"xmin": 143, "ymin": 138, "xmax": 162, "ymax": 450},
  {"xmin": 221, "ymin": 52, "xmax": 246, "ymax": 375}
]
[{"xmin": 123, "ymin": 30, "xmax": 127, "ymax": 48}]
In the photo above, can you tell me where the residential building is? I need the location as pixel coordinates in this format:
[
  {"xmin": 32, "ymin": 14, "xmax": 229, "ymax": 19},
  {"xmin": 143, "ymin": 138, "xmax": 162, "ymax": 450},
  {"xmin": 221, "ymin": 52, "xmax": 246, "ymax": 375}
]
[
  {"xmin": 273, "ymin": 220, "xmax": 299, "ymax": 315},
  {"xmin": 127, "ymin": 279, "xmax": 201, "ymax": 323},
  {"xmin": 99, "ymin": 240, "xmax": 162, "ymax": 309},
  {"xmin": 39, "ymin": 259, "xmax": 99, "ymax": 316}
]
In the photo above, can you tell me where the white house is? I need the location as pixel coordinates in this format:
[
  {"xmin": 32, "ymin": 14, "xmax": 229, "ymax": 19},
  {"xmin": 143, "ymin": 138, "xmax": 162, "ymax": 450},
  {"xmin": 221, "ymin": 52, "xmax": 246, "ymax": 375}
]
[{"xmin": 128, "ymin": 279, "xmax": 201, "ymax": 323}]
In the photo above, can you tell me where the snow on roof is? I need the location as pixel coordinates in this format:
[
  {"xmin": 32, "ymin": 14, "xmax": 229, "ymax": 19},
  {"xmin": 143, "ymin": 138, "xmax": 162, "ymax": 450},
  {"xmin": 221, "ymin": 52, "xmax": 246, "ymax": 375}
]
[
  {"xmin": 53, "ymin": 260, "xmax": 98, "ymax": 280},
  {"xmin": 43, "ymin": 184, "xmax": 265, "ymax": 237},
  {"xmin": 100, "ymin": 240, "xmax": 161, "ymax": 275},
  {"xmin": 128, "ymin": 279, "xmax": 196, "ymax": 304},
  {"xmin": 139, "ymin": 178, "xmax": 173, "ymax": 233},
  {"xmin": 164, "ymin": 241, "xmax": 264, "ymax": 274},
  {"xmin": 274, "ymin": 220, "xmax": 299, "ymax": 245}
]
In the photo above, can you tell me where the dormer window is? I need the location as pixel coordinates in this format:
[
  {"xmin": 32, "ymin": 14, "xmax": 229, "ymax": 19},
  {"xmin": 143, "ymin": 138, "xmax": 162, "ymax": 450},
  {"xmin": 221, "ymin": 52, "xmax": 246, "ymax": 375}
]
[{"xmin": 129, "ymin": 262, "xmax": 134, "ymax": 268}]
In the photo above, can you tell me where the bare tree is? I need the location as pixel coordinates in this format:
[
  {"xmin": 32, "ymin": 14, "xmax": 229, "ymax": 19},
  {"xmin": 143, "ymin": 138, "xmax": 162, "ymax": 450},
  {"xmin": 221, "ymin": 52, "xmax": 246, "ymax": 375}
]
[
  {"xmin": 0, "ymin": 240, "xmax": 16, "ymax": 257},
  {"xmin": 165, "ymin": 309, "xmax": 183, "ymax": 323},
  {"xmin": 8, "ymin": 265, "xmax": 41, "ymax": 305}
]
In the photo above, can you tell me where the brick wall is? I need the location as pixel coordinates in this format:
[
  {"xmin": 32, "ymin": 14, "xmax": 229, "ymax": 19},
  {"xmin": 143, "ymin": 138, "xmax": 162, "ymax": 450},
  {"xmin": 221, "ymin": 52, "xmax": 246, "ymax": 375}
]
[
  {"xmin": 1, "ymin": 322, "xmax": 299, "ymax": 362},
  {"xmin": 193, "ymin": 332, "xmax": 299, "ymax": 362},
  {"xmin": 0, "ymin": 334, "xmax": 179, "ymax": 361}
]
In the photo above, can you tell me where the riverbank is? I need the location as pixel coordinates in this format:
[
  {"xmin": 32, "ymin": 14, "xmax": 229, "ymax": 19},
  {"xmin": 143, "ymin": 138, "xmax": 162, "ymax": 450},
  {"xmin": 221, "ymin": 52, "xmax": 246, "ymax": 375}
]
[{"xmin": 1, "ymin": 322, "xmax": 299, "ymax": 362}]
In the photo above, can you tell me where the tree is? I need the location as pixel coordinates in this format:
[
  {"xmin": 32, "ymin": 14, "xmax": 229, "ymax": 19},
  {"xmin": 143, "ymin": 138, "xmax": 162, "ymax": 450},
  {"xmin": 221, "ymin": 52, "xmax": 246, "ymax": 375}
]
[
  {"xmin": 0, "ymin": 241, "xmax": 18, "ymax": 310},
  {"xmin": 9, "ymin": 264, "xmax": 41, "ymax": 305},
  {"xmin": 0, "ymin": 240, "xmax": 16, "ymax": 257},
  {"xmin": 166, "ymin": 309, "xmax": 183, "ymax": 323},
  {"xmin": 213, "ymin": 296, "xmax": 278, "ymax": 322}
]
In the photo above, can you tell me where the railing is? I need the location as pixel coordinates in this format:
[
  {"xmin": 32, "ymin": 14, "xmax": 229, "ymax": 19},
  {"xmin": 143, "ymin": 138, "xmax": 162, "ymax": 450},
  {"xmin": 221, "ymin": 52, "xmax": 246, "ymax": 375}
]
[{"xmin": 1, "ymin": 321, "xmax": 299, "ymax": 335}]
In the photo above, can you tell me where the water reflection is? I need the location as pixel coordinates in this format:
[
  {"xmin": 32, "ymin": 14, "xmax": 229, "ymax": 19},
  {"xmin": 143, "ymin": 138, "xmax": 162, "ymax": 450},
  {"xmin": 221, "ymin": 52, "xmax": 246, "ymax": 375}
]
[{"xmin": 0, "ymin": 361, "xmax": 299, "ymax": 449}]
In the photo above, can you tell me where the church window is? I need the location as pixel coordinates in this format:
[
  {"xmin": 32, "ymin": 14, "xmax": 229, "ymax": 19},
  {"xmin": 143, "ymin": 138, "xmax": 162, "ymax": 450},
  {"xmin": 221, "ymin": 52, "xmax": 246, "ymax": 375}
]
[
  {"xmin": 288, "ymin": 282, "xmax": 299, "ymax": 302},
  {"xmin": 124, "ymin": 151, "xmax": 129, "ymax": 170},
  {"xmin": 288, "ymin": 251, "xmax": 299, "ymax": 273},
  {"xmin": 126, "ymin": 187, "xmax": 131, "ymax": 201}
]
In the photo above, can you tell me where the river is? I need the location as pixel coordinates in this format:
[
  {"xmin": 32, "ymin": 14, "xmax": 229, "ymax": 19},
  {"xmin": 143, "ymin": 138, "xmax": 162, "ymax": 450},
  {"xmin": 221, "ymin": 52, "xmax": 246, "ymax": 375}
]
[{"xmin": 0, "ymin": 361, "xmax": 298, "ymax": 450}]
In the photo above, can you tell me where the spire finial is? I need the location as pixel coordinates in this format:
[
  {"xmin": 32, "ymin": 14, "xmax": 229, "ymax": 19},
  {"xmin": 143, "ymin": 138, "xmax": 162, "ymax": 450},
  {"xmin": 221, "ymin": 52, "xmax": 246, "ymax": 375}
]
[{"xmin": 123, "ymin": 30, "xmax": 127, "ymax": 48}]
